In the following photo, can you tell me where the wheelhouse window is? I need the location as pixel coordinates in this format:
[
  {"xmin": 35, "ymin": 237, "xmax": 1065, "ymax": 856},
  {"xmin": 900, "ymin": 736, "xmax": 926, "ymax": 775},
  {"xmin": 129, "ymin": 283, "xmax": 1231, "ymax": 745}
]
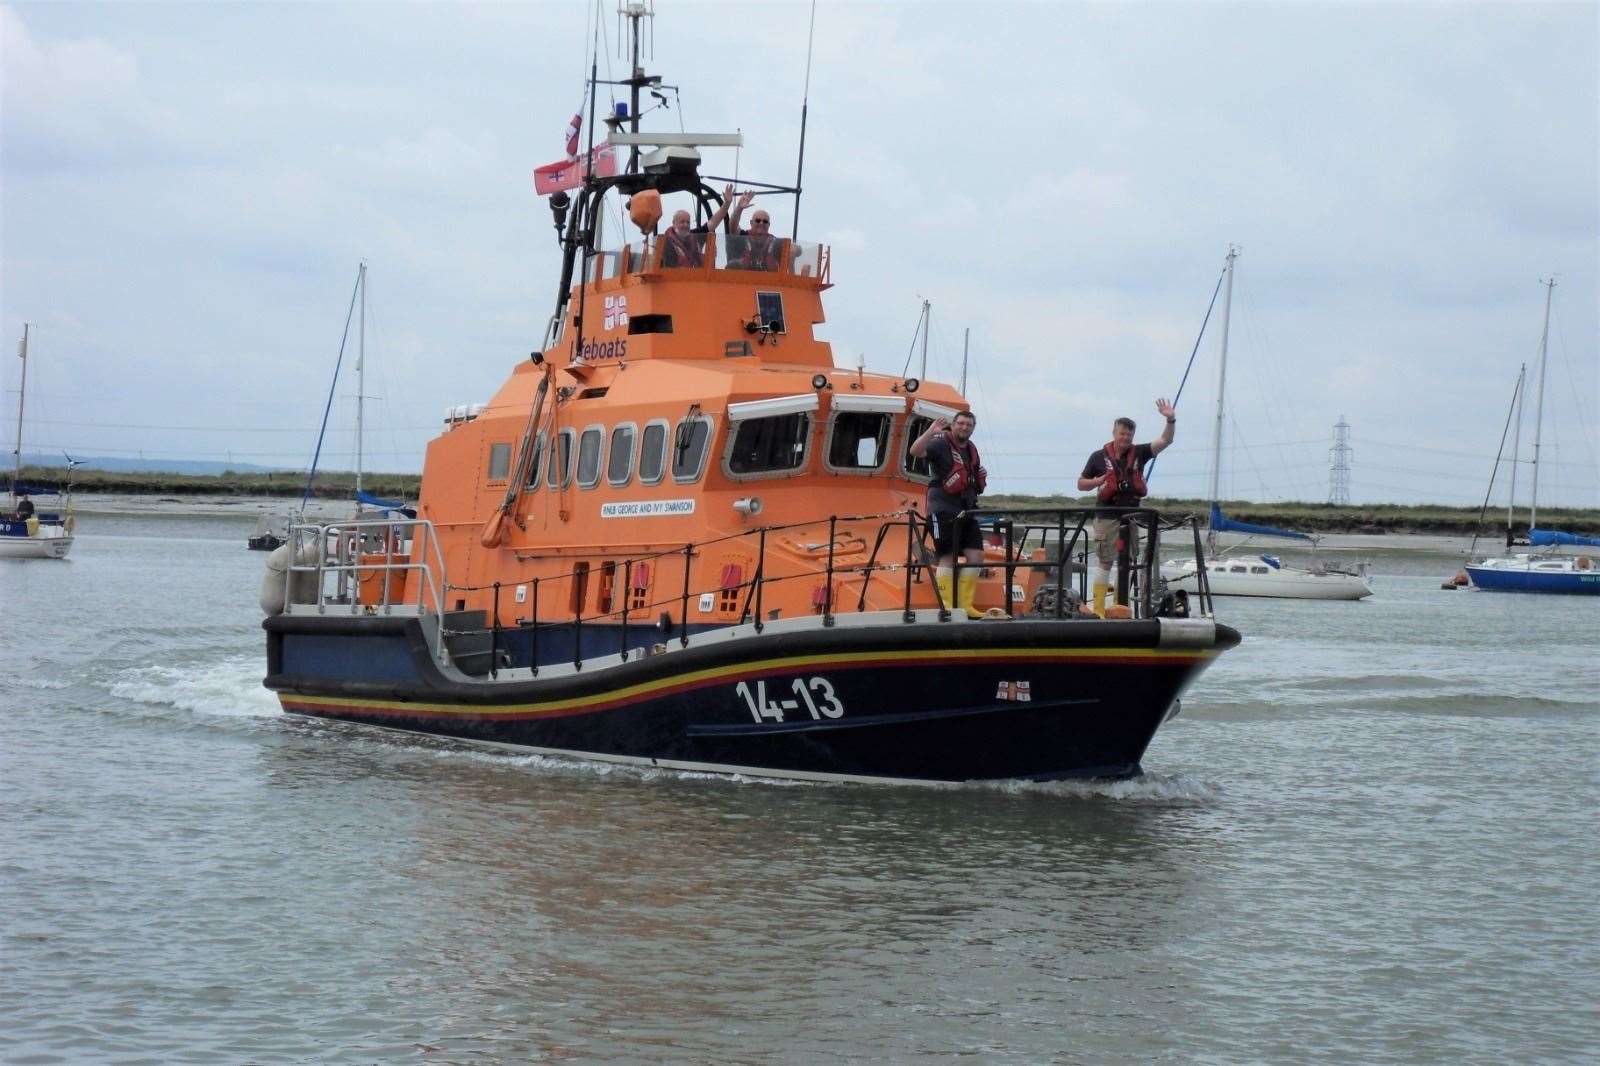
[
  {"xmin": 902, "ymin": 415, "xmax": 934, "ymax": 480},
  {"xmin": 576, "ymin": 426, "xmax": 604, "ymax": 488},
  {"xmin": 547, "ymin": 429, "xmax": 575, "ymax": 488},
  {"xmin": 828, "ymin": 413, "xmax": 891, "ymax": 472},
  {"xmin": 727, "ymin": 414, "xmax": 809, "ymax": 476},
  {"xmin": 607, "ymin": 424, "xmax": 636, "ymax": 486},
  {"xmin": 639, "ymin": 421, "xmax": 668, "ymax": 484},
  {"xmin": 487, "ymin": 442, "xmax": 512, "ymax": 481},
  {"xmin": 671, "ymin": 417, "xmax": 713, "ymax": 483}
]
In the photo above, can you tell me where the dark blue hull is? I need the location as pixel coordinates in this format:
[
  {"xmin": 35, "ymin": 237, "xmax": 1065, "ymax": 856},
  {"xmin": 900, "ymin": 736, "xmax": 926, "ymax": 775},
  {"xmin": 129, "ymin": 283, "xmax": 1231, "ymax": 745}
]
[
  {"xmin": 1465, "ymin": 565, "xmax": 1600, "ymax": 595},
  {"xmin": 265, "ymin": 615, "xmax": 1239, "ymax": 783}
]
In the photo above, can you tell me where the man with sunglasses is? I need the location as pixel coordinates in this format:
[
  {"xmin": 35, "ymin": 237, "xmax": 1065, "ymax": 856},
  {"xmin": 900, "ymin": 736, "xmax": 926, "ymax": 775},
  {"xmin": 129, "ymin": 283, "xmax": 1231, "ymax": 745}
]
[{"xmin": 726, "ymin": 191, "xmax": 781, "ymax": 271}]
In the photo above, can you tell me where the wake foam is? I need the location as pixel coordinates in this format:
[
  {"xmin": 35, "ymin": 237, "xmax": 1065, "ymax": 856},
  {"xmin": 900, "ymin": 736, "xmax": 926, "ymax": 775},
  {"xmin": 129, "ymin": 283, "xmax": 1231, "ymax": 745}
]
[{"xmin": 108, "ymin": 655, "xmax": 280, "ymax": 720}]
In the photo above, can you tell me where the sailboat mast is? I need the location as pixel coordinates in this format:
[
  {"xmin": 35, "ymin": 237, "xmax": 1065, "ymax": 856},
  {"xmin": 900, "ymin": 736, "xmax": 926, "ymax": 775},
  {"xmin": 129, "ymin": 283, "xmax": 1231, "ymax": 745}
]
[
  {"xmin": 11, "ymin": 323, "xmax": 27, "ymax": 507},
  {"xmin": 919, "ymin": 300, "xmax": 931, "ymax": 380},
  {"xmin": 960, "ymin": 327, "xmax": 969, "ymax": 394},
  {"xmin": 356, "ymin": 262, "xmax": 366, "ymax": 505},
  {"xmin": 1528, "ymin": 277, "xmax": 1554, "ymax": 532},
  {"xmin": 1207, "ymin": 247, "xmax": 1238, "ymax": 551},
  {"xmin": 1505, "ymin": 362, "xmax": 1525, "ymax": 545}
]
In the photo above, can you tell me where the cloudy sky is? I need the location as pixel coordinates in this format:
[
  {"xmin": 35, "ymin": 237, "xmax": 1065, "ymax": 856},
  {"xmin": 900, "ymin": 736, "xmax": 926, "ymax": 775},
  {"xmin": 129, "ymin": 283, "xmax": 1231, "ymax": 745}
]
[{"xmin": 3, "ymin": 0, "xmax": 1596, "ymax": 507}]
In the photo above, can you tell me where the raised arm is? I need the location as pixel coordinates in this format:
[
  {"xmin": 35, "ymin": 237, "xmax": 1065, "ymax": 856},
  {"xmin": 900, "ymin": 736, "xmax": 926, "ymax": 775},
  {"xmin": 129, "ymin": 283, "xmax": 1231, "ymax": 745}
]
[
  {"xmin": 1149, "ymin": 397, "xmax": 1176, "ymax": 456},
  {"xmin": 909, "ymin": 416, "xmax": 948, "ymax": 459},
  {"xmin": 704, "ymin": 183, "xmax": 735, "ymax": 230},
  {"xmin": 728, "ymin": 189, "xmax": 755, "ymax": 230}
]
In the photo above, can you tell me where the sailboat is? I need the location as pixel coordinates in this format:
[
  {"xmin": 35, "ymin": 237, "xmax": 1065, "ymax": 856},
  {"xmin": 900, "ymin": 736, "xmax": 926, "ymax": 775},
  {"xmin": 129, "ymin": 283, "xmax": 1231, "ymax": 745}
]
[
  {"xmin": 1464, "ymin": 279, "xmax": 1600, "ymax": 594},
  {"xmin": 1160, "ymin": 248, "xmax": 1372, "ymax": 600},
  {"xmin": 2, "ymin": 324, "xmax": 76, "ymax": 560},
  {"xmin": 250, "ymin": 263, "xmax": 411, "ymax": 550}
]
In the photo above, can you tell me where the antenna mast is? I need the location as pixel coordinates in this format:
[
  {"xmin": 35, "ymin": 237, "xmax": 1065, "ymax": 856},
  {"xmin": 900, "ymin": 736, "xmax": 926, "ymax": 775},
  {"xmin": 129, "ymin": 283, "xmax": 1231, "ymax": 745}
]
[
  {"xmin": 791, "ymin": 0, "xmax": 819, "ymax": 242},
  {"xmin": 960, "ymin": 327, "xmax": 970, "ymax": 394}
]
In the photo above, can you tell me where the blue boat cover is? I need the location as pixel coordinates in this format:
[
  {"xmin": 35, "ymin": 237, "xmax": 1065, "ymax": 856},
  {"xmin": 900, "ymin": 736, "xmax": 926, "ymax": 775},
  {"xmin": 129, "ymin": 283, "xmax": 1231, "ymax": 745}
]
[
  {"xmin": 356, "ymin": 490, "xmax": 409, "ymax": 511},
  {"xmin": 1210, "ymin": 503, "xmax": 1313, "ymax": 542},
  {"xmin": 1530, "ymin": 527, "xmax": 1600, "ymax": 548}
]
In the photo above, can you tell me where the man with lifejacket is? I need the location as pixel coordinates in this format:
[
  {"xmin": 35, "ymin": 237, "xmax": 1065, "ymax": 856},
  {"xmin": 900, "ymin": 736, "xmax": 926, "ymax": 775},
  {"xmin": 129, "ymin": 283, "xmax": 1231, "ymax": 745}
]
[
  {"xmin": 910, "ymin": 411, "xmax": 988, "ymax": 619},
  {"xmin": 659, "ymin": 185, "xmax": 738, "ymax": 268},
  {"xmin": 1077, "ymin": 399, "xmax": 1177, "ymax": 617}
]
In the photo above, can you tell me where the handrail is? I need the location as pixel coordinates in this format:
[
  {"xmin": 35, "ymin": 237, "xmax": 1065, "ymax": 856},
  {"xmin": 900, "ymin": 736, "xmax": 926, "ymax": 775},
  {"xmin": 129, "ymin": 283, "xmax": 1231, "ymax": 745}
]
[{"xmin": 282, "ymin": 507, "xmax": 1214, "ymax": 676}]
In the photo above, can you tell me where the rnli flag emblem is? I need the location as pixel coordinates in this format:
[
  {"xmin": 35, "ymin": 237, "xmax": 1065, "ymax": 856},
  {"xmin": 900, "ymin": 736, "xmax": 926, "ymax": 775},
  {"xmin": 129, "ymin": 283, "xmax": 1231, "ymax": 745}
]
[{"xmin": 604, "ymin": 294, "xmax": 629, "ymax": 330}]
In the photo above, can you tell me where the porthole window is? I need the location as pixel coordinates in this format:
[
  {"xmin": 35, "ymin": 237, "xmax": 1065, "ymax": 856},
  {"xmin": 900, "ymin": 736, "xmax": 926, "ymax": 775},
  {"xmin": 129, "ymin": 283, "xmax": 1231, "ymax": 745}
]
[
  {"xmin": 639, "ymin": 421, "xmax": 668, "ymax": 485},
  {"xmin": 1230, "ymin": 565, "xmax": 1248, "ymax": 573},
  {"xmin": 576, "ymin": 426, "xmax": 604, "ymax": 488},
  {"xmin": 608, "ymin": 424, "xmax": 636, "ymax": 486},
  {"xmin": 1251, "ymin": 566, "xmax": 1270, "ymax": 574},
  {"xmin": 547, "ymin": 428, "xmax": 575, "ymax": 488},
  {"xmin": 671, "ymin": 417, "xmax": 713, "ymax": 483},
  {"xmin": 487, "ymin": 442, "xmax": 512, "ymax": 481},
  {"xmin": 827, "ymin": 412, "xmax": 891, "ymax": 472},
  {"xmin": 727, "ymin": 414, "xmax": 809, "ymax": 476}
]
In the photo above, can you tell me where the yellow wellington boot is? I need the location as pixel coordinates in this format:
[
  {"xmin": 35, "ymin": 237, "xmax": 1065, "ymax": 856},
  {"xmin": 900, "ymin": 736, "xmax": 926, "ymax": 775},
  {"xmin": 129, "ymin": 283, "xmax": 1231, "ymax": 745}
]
[
  {"xmin": 935, "ymin": 569, "xmax": 955, "ymax": 614},
  {"xmin": 1091, "ymin": 581, "xmax": 1110, "ymax": 618},
  {"xmin": 956, "ymin": 571, "xmax": 984, "ymax": 619}
]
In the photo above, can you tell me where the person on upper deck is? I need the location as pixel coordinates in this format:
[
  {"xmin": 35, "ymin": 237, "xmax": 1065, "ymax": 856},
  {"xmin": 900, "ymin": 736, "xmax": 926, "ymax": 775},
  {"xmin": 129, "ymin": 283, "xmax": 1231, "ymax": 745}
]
[
  {"xmin": 661, "ymin": 185, "xmax": 739, "ymax": 268},
  {"xmin": 14, "ymin": 493, "xmax": 35, "ymax": 520},
  {"xmin": 1076, "ymin": 399, "xmax": 1176, "ymax": 617},
  {"xmin": 726, "ymin": 191, "xmax": 781, "ymax": 271},
  {"xmin": 910, "ymin": 411, "xmax": 988, "ymax": 619}
]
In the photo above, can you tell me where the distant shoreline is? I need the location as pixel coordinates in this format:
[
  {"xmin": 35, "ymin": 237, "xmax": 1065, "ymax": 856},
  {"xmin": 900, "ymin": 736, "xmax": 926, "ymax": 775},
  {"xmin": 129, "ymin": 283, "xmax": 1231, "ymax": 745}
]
[{"xmin": 54, "ymin": 488, "xmax": 1600, "ymax": 550}]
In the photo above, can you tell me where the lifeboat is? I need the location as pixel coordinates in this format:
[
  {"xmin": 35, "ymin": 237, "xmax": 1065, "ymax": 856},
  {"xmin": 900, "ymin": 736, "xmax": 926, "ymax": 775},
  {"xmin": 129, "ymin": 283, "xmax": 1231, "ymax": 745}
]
[{"xmin": 260, "ymin": 11, "xmax": 1240, "ymax": 783}]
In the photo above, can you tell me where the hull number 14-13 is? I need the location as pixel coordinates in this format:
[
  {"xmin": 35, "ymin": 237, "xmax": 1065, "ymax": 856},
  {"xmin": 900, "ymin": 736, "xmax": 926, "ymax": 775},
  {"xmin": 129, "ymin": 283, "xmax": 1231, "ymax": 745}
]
[{"xmin": 735, "ymin": 677, "xmax": 844, "ymax": 723}]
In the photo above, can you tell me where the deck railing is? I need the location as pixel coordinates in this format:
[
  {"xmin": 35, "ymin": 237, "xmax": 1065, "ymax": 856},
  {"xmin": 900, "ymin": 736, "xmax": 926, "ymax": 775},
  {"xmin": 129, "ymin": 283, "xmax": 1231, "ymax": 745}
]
[{"xmin": 278, "ymin": 508, "xmax": 1211, "ymax": 677}]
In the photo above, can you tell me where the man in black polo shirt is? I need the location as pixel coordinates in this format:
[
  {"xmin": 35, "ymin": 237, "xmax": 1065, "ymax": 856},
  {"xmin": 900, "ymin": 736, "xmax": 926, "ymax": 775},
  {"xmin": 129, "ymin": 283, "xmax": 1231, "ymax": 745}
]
[
  {"xmin": 910, "ymin": 410, "xmax": 987, "ymax": 618},
  {"xmin": 1077, "ymin": 398, "xmax": 1176, "ymax": 616}
]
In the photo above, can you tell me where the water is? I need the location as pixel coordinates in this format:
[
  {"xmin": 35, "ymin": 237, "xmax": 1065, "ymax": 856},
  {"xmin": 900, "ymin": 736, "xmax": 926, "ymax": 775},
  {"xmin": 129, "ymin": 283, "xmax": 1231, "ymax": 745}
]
[{"xmin": 3, "ymin": 513, "xmax": 1596, "ymax": 1063}]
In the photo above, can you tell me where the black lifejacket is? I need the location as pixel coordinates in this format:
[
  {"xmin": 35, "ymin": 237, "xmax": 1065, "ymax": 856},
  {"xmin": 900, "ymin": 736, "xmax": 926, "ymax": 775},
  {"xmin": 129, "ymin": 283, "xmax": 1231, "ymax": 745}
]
[
  {"xmin": 1096, "ymin": 441, "xmax": 1147, "ymax": 503},
  {"xmin": 940, "ymin": 434, "xmax": 986, "ymax": 500}
]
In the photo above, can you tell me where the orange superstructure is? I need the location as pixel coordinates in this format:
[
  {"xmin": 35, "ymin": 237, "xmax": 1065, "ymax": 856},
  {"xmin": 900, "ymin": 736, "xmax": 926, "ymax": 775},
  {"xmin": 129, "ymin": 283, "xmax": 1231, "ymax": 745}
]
[{"xmin": 399, "ymin": 226, "xmax": 1036, "ymax": 631}]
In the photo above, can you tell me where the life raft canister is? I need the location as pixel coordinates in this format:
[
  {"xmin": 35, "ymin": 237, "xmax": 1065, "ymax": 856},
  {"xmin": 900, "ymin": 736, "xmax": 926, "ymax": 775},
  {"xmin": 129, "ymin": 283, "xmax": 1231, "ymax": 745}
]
[
  {"xmin": 1096, "ymin": 441, "xmax": 1147, "ymax": 503},
  {"xmin": 940, "ymin": 433, "xmax": 986, "ymax": 498}
]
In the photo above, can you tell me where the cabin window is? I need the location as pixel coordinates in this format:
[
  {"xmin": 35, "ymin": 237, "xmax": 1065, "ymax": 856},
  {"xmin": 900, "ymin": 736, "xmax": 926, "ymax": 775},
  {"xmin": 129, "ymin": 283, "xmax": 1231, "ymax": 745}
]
[
  {"xmin": 608, "ymin": 424, "xmax": 636, "ymax": 486},
  {"xmin": 525, "ymin": 433, "xmax": 545, "ymax": 488},
  {"xmin": 576, "ymin": 426, "xmax": 604, "ymax": 488},
  {"xmin": 487, "ymin": 442, "xmax": 512, "ymax": 481},
  {"xmin": 1230, "ymin": 565, "xmax": 1248, "ymax": 573},
  {"xmin": 1251, "ymin": 566, "xmax": 1270, "ymax": 574},
  {"xmin": 638, "ymin": 420, "xmax": 668, "ymax": 485},
  {"xmin": 671, "ymin": 417, "xmax": 713, "ymax": 483},
  {"xmin": 1212, "ymin": 566, "xmax": 1226, "ymax": 573},
  {"xmin": 828, "ymin": 412, "xmax": 892, "ymax": 472},
  {"xmin": 547, "ymin": 428, "xmax": 575, "ymax": 488},
  {"xmin": 727, "ymin": 414, "xmax": 809, "ymax": 476},
  {"xmin": 902, "ymin": 415, "xmax": 934, "ymax": 480}
]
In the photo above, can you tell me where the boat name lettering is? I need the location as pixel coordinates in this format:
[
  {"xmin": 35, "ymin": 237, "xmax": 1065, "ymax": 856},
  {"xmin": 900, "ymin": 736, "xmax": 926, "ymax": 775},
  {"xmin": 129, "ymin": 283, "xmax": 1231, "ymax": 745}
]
[
  {"xmin": 578, "ymin": 336, "xmax": 627, "ymax": 361},
  {"xmin": 736, "ymin": 677, "xmax": 845, "ymax": 723},
  {"xmin": 600, "ymin": 499, "xmax": 696, "ymax": 518}
]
